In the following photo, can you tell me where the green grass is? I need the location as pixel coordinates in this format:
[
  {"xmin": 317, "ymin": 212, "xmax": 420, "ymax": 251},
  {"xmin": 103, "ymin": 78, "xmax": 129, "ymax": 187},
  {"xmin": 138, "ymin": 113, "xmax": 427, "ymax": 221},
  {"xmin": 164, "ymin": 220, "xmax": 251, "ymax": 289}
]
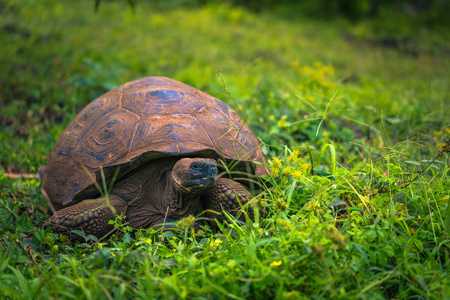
[{"xmin": 1, "ymin": 0, "xmax": 450, "ymax": 298}]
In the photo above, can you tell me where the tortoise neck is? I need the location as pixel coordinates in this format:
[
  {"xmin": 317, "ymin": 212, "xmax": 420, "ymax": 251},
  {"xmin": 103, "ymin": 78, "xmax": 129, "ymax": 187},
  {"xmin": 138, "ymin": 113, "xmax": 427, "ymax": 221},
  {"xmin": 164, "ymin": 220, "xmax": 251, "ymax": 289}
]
[{"xmin": 167, "ymin": 173, "xmax": 204, "ymax": 218}]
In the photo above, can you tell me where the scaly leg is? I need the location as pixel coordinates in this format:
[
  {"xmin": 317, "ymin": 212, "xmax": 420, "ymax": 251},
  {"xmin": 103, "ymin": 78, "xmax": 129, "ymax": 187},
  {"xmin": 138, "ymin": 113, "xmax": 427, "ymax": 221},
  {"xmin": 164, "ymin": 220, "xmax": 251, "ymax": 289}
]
[
  {"xmin": 204, "ymin": 178, "xmax": 254, "ymax": 224},
  {"xmin": 47, "ymin": 195, "xmax": 127, "ymax": 241}
]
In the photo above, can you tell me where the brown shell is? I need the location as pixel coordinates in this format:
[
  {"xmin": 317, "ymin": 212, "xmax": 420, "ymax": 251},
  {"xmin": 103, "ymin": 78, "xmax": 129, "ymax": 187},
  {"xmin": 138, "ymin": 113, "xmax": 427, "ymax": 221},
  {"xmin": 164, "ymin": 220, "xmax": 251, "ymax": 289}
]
[{"xmin": 41, "ymin": 77, "xmax": 267, "ymax": 211}]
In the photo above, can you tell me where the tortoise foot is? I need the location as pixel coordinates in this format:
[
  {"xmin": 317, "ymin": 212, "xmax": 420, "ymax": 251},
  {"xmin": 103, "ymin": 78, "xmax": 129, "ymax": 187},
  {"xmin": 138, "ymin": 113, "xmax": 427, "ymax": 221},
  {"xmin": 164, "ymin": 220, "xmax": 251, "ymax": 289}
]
[
  {"xmin": 47, "ymin": 196, "xmax": 127, "ymax": 241},
  {"xmin": 204, "ymin": 178, "xmax": 253, "ymax": 224}
]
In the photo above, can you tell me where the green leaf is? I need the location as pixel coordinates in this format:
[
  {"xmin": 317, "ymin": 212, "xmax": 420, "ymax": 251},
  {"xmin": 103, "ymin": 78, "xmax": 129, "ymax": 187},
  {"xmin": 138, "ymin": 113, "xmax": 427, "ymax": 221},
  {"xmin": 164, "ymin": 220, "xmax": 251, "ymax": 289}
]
[
  {"xmin": 405, "ymin": 160, "xmax": 421, "ymax": 166},
  {"xmin": 404, "ymin": 219, "xmax": 426, "ymax": 258},
  {"xmin": 123, "ymin": 233, "xmax": 132, "ymax": 244},
  {"xmin": 383, "ymin": 244, "xmax": 395, "ymax": 257},
  {"xmin": 86, "ymin": 235, "xmax": 99, "ymax": 242},
  {"xmin": 364, "ymin": 230, "xmax": 376, "ymax": 243},
  {"xmin": 350, "ymin": 207, "xmax": 364, "ymax": 212},
  {"xmin": 262, "ymin": 143, "xmax": 270, "ymax": 156},
  {"xmin": 17, "ymin": 213, "xmax": 34, "ymax": 233},
  {"xmin": 428, "ymin": 164, "xmax": 440, "ymax": 171},
  {"xmin": 313, "ymin": 169, "xmax": 335, "ymax": 180},
  {"xmin": 421, "ymin": 159, "xmax": 445, "ymax": 164},
  {"xmin": 71, "ymin": 230, "xmax": 86, "ymax": 239},
  {"xmin": 353, "ymin": 244, "xmax": 371, "ymax": 267}
]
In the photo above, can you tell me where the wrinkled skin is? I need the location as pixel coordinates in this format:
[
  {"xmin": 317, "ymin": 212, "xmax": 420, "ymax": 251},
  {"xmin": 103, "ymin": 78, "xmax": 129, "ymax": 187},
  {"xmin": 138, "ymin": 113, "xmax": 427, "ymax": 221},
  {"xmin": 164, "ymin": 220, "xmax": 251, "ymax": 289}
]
[{"xmin": 47, "ymin": 157, "xmax": 253, "ymax": 240}]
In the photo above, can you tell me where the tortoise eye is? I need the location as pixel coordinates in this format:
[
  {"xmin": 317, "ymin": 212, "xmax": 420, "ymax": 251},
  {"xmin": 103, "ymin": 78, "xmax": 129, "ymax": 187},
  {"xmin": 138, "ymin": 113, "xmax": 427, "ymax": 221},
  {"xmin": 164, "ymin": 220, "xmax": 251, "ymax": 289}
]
[{"xmin": 190, "ymin": 163, "xmax": 202, "ymax": 171}]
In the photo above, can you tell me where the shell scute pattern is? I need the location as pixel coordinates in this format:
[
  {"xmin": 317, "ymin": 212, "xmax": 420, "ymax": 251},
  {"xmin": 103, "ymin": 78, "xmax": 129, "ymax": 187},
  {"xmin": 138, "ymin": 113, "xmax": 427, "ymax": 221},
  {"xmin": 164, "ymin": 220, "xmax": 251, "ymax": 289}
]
[
  {"xmin": 123, "ymin": 89, "xmax": 203, "ymax": 116},
  {"xmin": 52, "ymin": 92, "xmax": 122, "ymax": 162},
  {"xmin": 72, "ymin": 109, "xmax": 138, "ymax": 168},
  {"xmin": 124, "ymin": 112, "xmax": 216, "ymax": 161}
]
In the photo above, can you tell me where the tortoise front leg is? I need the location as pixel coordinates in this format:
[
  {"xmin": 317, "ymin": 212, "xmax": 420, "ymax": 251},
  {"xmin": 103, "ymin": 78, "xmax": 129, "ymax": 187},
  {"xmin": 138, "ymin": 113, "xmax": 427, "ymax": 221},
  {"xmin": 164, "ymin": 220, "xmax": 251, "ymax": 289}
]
[
  {"xmin": 204, "ymin": 178, "xmax": 254, "ymax": 224},
  {"xmin": 47, "ymin": 195, "xmax": 127, "ymax": 241}
]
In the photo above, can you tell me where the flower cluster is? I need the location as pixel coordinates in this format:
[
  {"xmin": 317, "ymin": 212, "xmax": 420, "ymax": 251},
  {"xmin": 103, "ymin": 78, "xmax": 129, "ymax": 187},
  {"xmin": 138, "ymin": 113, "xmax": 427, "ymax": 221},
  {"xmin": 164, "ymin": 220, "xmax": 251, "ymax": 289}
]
[
  {"xmin": 270, "ymin": 150, "xmax": 311, "ymax": 181},
  {"xmin": 291, "ymin": 61, "xmax": 336, "ymax": 89},
  {"xmin": 440, "ymin": 138, "xmax": 450, "ymax": 154},
  {"xmin": 176, "ymin": 215, "xmax": 196, "ymax": 229},
  {"xmin": 270, "ymin": 157, "xmax": 283, "ymax": 176},
  {"xmin": 274, "ymin": 198, "xmax": 288, "ymax": 210},
  {"xmin": 434, "ymin": 126, "xmax": 450, "ymax": 152},
  {"xmin": 209, "ymin": 239, "xmax": 223, "ymax": 250},
  {"xmin": 276, "ymin": 218, "xmax": 292, "ymax": 231},
  {"xmin": 287, "ymin": 149, "xmax": 299, "ymax": 162},
  {"xmin": 328, "ymin": 226, "xmax": 347, "ymax": 251}
]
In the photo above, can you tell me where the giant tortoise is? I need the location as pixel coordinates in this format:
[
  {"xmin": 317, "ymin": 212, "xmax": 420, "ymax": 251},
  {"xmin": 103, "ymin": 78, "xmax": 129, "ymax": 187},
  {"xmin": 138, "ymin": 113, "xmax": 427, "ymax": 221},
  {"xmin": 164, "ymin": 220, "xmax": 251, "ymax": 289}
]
[{"xmin": 41, "ymin": 76, "xmax": 267, "ymax": 240}]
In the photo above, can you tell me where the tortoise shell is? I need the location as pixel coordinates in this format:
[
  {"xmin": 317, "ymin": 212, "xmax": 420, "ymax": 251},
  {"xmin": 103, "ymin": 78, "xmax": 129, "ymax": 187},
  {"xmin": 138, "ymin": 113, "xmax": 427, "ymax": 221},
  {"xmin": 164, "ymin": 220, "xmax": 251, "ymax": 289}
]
[{"xmin": 41, "ymin": 77, "xmax": 267, "ymax": 212}]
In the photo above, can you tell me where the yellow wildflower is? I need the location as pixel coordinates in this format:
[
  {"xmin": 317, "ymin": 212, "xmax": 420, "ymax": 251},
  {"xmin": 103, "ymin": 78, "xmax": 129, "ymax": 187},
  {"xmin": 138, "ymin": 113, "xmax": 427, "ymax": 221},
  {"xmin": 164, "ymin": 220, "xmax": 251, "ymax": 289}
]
[
  {"xmin": 287, "ymin": 149, "xmax": 299, "ymax": 162},
  {"xmin": 301, "ymin": 163, "xmax": 311, "ymax": 173},
  {"xmin": 272, "ymin": 157, "xmax": 282, "ymax": 168},
  {"xmin": 275, "ymin": 198, "xmax": 288, "ymax": 210},
  {"xmin": 328, "ymin": 226, "xmax": 347, "ymax": 250},
  {"xmin": 307, "ymin": 200, "xmax": 319, "ymax": 211},
  {"xmin": 292, "ymin": 170, "xmax": 303, "ymax": 180},
  {"xmin": 176, "ymin": 215, "xmax": 196, "ymax": 229},
  {"xmin": 270, "ymin": 260, "xmax": 282, "ymax": 267},
  {"xmin": 277, "ymin": 115, "xmax": 289, "ymax": 128},
  {"xmin": 282, "ymin": 166, "xmax": 293, "ymax": 176},
  {"xmin": 210, "ymin": 239, "xmax": 223, "ymax": 248},
  {"xmin": 95, "ymin": 243, "xmax": 107, "ymax": 249},
  {"xmin": 271, "ymin": 157, "xmax": 282, "ymax": 176},
  {"xmin": 276, "ymin": 218, "xmax": 292, "ymax": 231},
  {"xmin": 271, "ymin": 168, "xmax": 279, "ymax": 177},
  {"xmin": 321, "ymin": 65, "xmax": 335, "ymax": 76}
]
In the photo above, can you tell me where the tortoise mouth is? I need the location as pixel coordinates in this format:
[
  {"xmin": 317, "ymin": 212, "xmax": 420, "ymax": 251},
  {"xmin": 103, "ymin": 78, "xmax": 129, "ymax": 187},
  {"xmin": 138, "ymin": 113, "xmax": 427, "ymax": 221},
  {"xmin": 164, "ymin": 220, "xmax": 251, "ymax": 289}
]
[
  {"xmin": 174, "ymin": 176, "xmax": 216, "ymax": 194},
  {"xmin": 192, "ymin": 173, "xmax": 216, "ymax": 183}
]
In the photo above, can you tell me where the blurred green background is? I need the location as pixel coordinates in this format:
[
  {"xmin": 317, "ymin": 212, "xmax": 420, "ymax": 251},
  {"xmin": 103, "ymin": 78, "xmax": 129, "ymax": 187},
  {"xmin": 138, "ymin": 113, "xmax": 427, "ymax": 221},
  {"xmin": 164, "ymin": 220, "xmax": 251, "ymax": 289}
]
[{"xmin": 1, "ymin": 0, "xmax": 449, "ymax": 173}]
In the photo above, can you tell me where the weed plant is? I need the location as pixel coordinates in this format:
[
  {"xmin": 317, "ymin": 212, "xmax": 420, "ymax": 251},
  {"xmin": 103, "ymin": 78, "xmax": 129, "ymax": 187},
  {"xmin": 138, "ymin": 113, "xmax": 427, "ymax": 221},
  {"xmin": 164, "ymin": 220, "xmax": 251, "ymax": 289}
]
[{"xmin": 1, "ymin": 0, "xmax": 450, "ymax": 299}]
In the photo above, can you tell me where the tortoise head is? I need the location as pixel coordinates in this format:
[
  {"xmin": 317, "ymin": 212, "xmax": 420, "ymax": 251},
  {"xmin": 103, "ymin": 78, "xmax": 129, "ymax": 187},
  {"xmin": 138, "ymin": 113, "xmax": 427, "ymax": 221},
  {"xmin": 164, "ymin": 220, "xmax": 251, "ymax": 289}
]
[{"xmin": 172, "ymin": 158, "xmax": 217, "ymax": 195}]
